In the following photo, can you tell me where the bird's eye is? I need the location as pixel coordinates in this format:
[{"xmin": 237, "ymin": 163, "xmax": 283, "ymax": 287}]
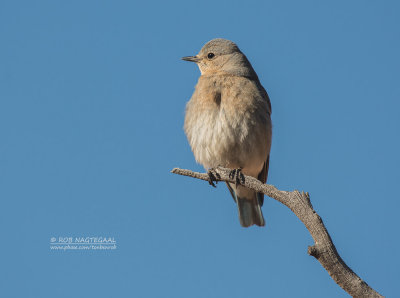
[{"xmin": 207, "ymin": 53, "xmax": 215, "ymax": 59}]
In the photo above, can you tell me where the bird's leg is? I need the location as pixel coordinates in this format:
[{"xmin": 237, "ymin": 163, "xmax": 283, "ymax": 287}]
[
  {"xmin": 229, "ymin": 168, "xmax": 245, "ymax": 187},
  {"xmin": 207, "ymin": 168, "xmax": 220, "ymax": 188}
]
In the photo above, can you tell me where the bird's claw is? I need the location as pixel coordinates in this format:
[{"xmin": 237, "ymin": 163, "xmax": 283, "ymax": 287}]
[
  {"xmin": 229, "ymin": 168, "xmax": 245, "ymax": 187},
  {"xmin": 207, "ymin": 168, "xmax": 220, "ymax": 188}
]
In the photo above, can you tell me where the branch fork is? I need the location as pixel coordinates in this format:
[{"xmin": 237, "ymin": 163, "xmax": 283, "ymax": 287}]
[{"xmin": 171, "ymin": 166, "xmax": 382, "ymax": 298}]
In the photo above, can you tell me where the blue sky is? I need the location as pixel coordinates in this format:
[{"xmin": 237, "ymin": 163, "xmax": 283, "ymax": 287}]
[{"xmin": 0, "ymin": 0, "xmax": 398, "ymax": 297}]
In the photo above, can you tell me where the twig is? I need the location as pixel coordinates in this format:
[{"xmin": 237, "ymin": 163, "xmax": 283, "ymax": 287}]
[{"xmin": 171, "ymin": 166, "xmax": 383, "ymax": 298}]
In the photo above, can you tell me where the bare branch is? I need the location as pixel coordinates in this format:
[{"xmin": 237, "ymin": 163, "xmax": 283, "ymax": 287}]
[{"xmin": 171, "ymin": 167, "xmax": 383, "ymax": 298}]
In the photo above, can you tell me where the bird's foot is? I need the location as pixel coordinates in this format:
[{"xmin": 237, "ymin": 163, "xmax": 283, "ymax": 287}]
[
  {"xmin": 207, "ymin": 168, "xmax": 220, "ymax": 188},
  {"xmin": 229, "ymin": 168, "xmax": 245, "ymax": 187}
]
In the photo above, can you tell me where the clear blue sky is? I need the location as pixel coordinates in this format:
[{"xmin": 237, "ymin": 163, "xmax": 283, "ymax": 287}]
[{"xmin": 0, "ymin": 1, "xmax": 398, "ymax": 297}]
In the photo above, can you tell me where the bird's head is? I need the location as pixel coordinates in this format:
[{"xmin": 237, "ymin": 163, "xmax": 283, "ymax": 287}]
[{"xmin": 182, "ymin": 38, "xmax": 257, "ymax": 78}]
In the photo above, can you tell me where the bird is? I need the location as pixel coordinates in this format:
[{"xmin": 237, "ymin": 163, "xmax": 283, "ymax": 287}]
[{"xmin": 182, "ymin": 38, "xmax": 272, "ymax": 227}]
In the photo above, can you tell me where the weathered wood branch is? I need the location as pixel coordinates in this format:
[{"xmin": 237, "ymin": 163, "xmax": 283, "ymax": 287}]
[{"xmin": 171, "ymin": 166, "xmax": 383, "ymax": 298}]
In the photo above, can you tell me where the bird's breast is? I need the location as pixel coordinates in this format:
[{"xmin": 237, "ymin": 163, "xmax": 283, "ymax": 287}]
[{"xmin": 184, "ymin": 75, "xmax": 270, "ymax": 172}]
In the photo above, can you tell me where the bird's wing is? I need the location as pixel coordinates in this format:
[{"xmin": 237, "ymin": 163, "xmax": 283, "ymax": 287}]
[
  {"xmin": 257, "ymin": 82, "xmax": 271, "ymax": 207},
  {"xmin": 256, "ymin": 155, "xmax": 270, "ymax": 206},
  {"xmin": 261, "ymin": 85, "xmax": 272, "ymax": 115}
]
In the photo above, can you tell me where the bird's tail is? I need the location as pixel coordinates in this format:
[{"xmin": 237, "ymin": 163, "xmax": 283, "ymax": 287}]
[
  {"xmin": 226, "ymin": 183, "xmax": 265, "ymax": 227},
  {"xmin": 237, "ymin": 195, "xmax": 265, "ymax": 227}
]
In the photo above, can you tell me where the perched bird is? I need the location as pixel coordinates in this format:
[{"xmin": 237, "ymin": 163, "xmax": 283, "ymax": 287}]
[{"xmin": 183, "ymin": 38, "xmax": 272, "ymax": 227}]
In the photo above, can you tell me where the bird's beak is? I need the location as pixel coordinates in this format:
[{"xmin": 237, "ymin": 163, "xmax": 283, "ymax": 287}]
[{"xmin": 181, "ymin": 56, "xmax": 201, "ymax": 63}]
